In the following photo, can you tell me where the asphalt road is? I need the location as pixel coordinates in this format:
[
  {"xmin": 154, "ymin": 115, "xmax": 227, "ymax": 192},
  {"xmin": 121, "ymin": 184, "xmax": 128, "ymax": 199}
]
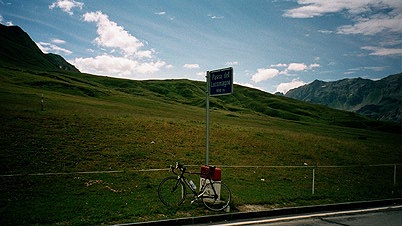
[
  {"xmin": 119, "ymin": 200, "xmax": 402, "ymax": 226},
  {"xmin": 206, "ymin": 205, "xmax": 402, "ymax": 226}
]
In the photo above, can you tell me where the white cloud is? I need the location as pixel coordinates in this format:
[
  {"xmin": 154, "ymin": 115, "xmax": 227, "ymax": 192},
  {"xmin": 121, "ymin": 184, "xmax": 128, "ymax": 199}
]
[
  {"xmin": 345, "ymin": 66, "xmax": 386, "ymax": 75},
  {"xmin": 155, "ymin": 11, "xmax": 166, "ymax": 15},
  {"xmin": 270, "ymin": 63, "xmax": 319, "ymax": 71},
  {"xmin": 71, "ymin": 54, "xmax": 166, "ymax": 76},
  {"xmin": 36, "ymin": 42, "xmax": 72, "ymax": 55},
  {"xmin": 51, "ymin": 38, "xmax": 66, "ymax": 44},
  {"xmin": 337, "ymin": 14, "xmax": 402, "ymax": 35},
  {"xmin": 226, "ymin": 61, "xmax": 239, "ymax": 66},
  {"xmin": 183, "ymin": 64, "xmax": 200, "ymax": 69},
  {"xmin": 71, "ymin": 11, "xmax": 168, "ymax": 76},
  {"xmin": 287, "ymin": 63, "xmax": 308, "ymax": 71},
  {"xmin": 277, "ymin": 63, "xmax": 320, "ymax": 76},
  {"xmin": 343, "ymin": 67, "xmax": 385, "ymax": 75},
  {"xmin": 283, "ymin": 1, "xmax": 346, "ymax": 18},
  {"xmin": 285, "ymin": 1, "xmax": 402, "ymax": 60},
  {"xmin": 252, "ymin": 62, "xmax": 320, "ymax": 83},
  {"xmin": 358, "ymin": 66, "xmax": 385, "ymax": 71},
  {"xmin": 83, "ymin": 11, "xmax": 152, "ymax": 58},
  {"xmin": 251, "ymin": 68, "xmax": 279, "ymax": 83},
  {"xmin": 284, "ymin": 0, "xmax": 396, "ymax": 18},
  {"xmin": 276, "ymin": 78, "xmax": 306, "ymax": 94},
  {"xmin": 284, "ymin": 0, "xmax": 402, "ymax": 36},
  {"xmin": 379, "ymin": 39, "xmax": 402, "ymax": 46},
  {"xmin": 361, "ymin": 46, "xmax": 402, "ymax": 56},
  {"xmin": 0, "ymin": 14, "xmax": 13, "ymax": 26},
  {"xmin": 270, "ymin": 63, "xmax": 288, "ymax": 67},
  {"xmin": 285, "ymin": 1, "xmax": 402, "ymax": 59},
  {"xmin": 208, "ymin": 14, "xmax": 224, "ymax": 19},
  {"xmin": 318, "ymin": 29, "xmax": 333, "ymax": 34},
  {"xmin": 49, "ymin": 0, "xmax": 83, "ymax": 15}
]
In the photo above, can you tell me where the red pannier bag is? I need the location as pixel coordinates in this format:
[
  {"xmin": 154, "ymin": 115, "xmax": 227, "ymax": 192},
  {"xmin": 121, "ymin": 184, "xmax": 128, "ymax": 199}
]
[{"xmin": 201, "ymin": 165, "xmax": 221, "ymax": 181}]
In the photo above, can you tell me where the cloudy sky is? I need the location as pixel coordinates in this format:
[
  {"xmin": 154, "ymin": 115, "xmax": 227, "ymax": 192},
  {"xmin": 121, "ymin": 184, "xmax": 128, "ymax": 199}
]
[{"xmin": 1, "ymin": 0, "xmax": 401, "ymax": 93}]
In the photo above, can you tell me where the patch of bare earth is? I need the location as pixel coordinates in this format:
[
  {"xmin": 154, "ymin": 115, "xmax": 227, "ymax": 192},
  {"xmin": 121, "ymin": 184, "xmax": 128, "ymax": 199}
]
[{"xmin": 237, "ymin": 204, "xmax": 283, "ymax": 212}]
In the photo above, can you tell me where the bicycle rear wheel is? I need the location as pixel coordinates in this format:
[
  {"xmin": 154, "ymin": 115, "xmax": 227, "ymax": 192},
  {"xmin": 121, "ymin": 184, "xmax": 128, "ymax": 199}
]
[
  {"xmin": 202, "ymin": 181, "xmax": 231, "ymax": 211},
  {"xmin": 158, "ymin": 176, "xmax": 186, "ymax": 207}
]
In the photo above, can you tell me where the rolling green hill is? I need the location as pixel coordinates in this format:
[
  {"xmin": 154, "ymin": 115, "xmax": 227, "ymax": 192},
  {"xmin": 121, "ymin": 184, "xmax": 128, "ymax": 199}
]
[
  {"xmin": 1, "ymin": 25, "xmax": 401, "ymax": 225},
  {"xmin": 0, "ymin": 24, "xmax": 396, "ymax": 132}
]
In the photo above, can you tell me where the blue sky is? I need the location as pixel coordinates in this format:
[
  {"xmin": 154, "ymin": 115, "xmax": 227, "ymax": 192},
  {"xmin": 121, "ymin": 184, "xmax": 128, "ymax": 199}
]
[{"xmin": 1, "ymin": 0, "xmax": 401, "ymax": 93}]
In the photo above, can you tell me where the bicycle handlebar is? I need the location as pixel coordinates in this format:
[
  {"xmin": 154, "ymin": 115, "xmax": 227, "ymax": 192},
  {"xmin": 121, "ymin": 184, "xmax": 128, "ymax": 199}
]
[
  {"xmin": 169, "ymin": 162, "xmax": 186, "ymax": 175},
  {"xmin": 169, "ymin": 162, "xmax": 206, "ymax": 176}
]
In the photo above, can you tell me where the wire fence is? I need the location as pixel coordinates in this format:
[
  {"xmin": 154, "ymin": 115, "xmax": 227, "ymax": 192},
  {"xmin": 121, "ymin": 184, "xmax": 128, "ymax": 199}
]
[
  {"xmin": 2, "ymin": 163, "xmax": 401, "ymax": 196},
  {"xmin": 220, "ymin": 163, "xmax": 402, "ymax": 194}
]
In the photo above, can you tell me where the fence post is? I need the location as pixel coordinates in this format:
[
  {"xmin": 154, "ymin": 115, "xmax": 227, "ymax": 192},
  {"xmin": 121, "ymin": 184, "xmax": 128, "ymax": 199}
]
[
  {"xmin": 312, "ymin": 167, "xmax": 315, "ymax": 195},
  {"xmin": 41, "ymin": 94, "xmax": 44, "ymax": 111},
  {"xmin": 394, "ymin": 164, "xmax": 397, "ymax": 185}
]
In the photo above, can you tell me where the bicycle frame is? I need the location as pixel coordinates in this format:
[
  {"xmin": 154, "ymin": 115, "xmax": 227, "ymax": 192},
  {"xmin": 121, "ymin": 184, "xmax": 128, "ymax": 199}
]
[{"xmin": 172, "ymin": 164, "xmax": 219, "ymax": 201}]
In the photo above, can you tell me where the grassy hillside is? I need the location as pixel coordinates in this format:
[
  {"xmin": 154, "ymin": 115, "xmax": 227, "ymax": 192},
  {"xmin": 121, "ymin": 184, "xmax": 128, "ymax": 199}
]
[{"xmin": 0, "ymin": 66, "xmax": 401, "ymax": 225}]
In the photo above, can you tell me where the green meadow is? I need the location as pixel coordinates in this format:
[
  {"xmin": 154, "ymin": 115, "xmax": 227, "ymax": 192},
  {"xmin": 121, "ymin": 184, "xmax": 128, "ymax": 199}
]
[{"xmin": 0, "ymin": 67, "xmax": 401, "ymax": 225}]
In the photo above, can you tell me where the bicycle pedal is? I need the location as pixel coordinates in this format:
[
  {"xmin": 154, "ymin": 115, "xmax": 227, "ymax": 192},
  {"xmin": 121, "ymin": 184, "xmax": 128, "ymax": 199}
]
[{"xmin": 190, "ymin": 198, "xmax": 198, "ymax": 204}]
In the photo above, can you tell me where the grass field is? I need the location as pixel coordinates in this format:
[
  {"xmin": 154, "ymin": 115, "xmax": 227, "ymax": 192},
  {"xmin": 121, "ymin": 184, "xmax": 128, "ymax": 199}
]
[{"xmin": 0, "ymin": 67, "xmax": 401, "ymax": 225}]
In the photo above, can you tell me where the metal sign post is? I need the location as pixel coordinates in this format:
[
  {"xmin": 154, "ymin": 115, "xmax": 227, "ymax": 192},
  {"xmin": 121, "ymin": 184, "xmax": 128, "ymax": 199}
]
[
  {"xmin": 206, "ymin": 71, "xmax": 211, "ymax": 166},
  {"xmin": 205, "ymin": 67, "xmax": 233, "ymax": 165}
]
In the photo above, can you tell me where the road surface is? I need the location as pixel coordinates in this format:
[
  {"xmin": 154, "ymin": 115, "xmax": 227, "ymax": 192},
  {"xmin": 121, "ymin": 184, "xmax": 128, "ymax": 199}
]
[{"xmin": 204, "ymin": 205, "xmax": 402, "ymax": 226}]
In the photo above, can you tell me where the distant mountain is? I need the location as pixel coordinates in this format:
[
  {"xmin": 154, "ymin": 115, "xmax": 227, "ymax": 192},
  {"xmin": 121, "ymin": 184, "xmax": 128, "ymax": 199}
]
[
  {"xmin": 0, "ymin": 24, "xmax": 79, "ymax": 72},
  {"xmin": 285, "ymin": 73, "xmax": 402, "ymax": 122}
]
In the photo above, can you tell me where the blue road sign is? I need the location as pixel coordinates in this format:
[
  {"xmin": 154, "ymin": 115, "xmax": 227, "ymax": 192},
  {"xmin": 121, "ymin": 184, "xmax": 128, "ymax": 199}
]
[{"xmin": 208, "ymin": 67, "xmax": 233, "ymax": 96}]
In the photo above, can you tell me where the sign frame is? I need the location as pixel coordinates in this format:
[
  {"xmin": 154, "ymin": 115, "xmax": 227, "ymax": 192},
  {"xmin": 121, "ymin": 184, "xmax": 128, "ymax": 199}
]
[{"xmin": 208, "ymin": 67, "xmax": 233, "ymax": 97}]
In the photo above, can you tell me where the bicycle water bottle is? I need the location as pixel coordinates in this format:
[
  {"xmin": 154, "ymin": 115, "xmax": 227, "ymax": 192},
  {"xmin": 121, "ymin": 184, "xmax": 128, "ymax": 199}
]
[{"xmin": 189, "ymin": 180, "xmax": 197, "ymax": 190}]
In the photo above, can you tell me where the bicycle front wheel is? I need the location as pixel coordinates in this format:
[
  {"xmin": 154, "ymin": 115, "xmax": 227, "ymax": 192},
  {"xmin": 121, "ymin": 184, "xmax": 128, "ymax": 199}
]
[
  {"xmin": 202, "ymin": 181, "xmax": 231, "ymax": 211},
  {"xmin": 158, "ymin": 176, "xmax": 186, "ymax": 207}
]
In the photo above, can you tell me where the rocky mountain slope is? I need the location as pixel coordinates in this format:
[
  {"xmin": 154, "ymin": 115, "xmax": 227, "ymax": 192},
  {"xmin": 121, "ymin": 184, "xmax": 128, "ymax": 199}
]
[{"xmin": 285, "ymin": 73, "xmax": 402, "ymax": 122}]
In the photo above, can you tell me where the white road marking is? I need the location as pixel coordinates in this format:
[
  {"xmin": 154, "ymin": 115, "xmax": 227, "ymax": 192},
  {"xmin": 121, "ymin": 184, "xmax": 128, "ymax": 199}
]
[{"xmin": 212, "ymin": 205, "xmax": 402, "ymax": 226}]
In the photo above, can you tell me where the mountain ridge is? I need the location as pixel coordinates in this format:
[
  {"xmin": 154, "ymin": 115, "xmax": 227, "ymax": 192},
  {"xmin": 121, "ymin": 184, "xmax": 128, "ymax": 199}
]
[
  {"xmin": 0, "ymin": 24, "xmax": 79, "ymax": 72},
  {"xmin": 0, "ymin": 24, "xmax": 399, "ymax": 131},
  {"xmin": 285, "ymin": 73, "xmax": 402, "ymax": 122}
]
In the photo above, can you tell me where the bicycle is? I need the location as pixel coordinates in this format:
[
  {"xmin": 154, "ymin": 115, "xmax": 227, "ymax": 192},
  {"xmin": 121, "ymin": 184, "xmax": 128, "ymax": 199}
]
[{"xmin": 158, "ymin": 162, "xmax": 232, "ymax": 211}]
